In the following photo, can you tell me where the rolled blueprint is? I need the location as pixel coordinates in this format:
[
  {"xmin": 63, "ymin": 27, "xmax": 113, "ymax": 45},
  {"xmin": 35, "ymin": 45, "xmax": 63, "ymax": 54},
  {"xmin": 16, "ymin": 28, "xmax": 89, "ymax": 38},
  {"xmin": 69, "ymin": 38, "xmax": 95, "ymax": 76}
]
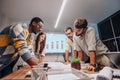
[{"xmin": 96, "ymin": 67, "xmax": 113, "ymax": 80}]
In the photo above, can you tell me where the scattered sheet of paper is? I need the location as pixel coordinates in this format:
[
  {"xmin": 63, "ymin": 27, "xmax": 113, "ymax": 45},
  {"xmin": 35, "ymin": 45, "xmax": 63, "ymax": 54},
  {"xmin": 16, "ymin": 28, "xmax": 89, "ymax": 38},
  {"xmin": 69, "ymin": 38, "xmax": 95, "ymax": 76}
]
[
  {"xmin": 48, "ymin": 73, "xmax": 79, "ymax": 80},
  {"xmin": 113, "ymin": 69, "xmax": 120, "ymax": 76}
]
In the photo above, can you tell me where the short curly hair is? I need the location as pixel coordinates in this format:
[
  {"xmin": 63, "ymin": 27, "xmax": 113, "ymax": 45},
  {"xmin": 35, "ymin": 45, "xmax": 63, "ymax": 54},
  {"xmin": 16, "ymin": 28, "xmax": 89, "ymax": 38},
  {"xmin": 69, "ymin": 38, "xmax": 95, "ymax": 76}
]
[
  {"xmin": 74, "ymin": 18, "xmax": 88, "ymax": 29},
  {"xmin": 29, "ymin": 17, "xmax": 44, "ymax": 26}
]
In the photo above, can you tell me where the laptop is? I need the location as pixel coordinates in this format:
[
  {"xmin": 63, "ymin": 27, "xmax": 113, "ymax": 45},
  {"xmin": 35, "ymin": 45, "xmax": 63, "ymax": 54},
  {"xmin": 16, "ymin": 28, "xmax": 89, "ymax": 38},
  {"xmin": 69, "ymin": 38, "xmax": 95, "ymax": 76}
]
[{"xmin": 103, "ymin": 52, "xmax": 120, "ymax": 69}]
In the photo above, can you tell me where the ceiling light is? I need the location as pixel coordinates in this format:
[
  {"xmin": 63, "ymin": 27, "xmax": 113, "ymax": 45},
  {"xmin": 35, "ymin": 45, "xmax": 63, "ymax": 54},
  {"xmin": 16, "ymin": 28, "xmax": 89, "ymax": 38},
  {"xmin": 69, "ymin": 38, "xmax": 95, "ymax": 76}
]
[{"xmin": 54, "ymin": 0, "xmax": 67, "ymax": 28}]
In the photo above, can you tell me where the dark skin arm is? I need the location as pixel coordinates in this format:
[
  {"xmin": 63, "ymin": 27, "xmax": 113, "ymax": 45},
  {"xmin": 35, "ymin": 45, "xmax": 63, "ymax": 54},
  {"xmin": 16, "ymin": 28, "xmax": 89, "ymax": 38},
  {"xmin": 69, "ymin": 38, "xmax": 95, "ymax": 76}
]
[{"xmin": 26, "ymin": 57, "xmax": 39, "ymax": 66}]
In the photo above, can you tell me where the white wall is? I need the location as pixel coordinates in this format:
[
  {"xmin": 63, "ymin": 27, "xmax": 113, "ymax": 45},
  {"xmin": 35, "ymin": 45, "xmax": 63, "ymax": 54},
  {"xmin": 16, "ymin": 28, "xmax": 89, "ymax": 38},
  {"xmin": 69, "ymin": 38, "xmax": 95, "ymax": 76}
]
[
  {"xmin": 0, "ymin": 1, "xmax": 2, "ymax": 29},
  {"xmin": 0, "ymin": 14, "xmax": 10, "ymax": 31},
  {"xmin": 0, "ymin": 13, "xmax": 1, "ymax": 29},
  {"xmin": 0, "ymin": 0, "xmax": 11, "ymax": 31}
]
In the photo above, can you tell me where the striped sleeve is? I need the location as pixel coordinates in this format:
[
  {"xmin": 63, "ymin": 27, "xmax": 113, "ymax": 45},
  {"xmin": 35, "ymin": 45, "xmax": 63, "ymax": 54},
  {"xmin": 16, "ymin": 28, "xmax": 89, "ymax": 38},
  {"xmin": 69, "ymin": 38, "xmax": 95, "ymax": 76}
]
[{"xmin": 10, "ymin": 23, "xmax": 34, "ymax": 61}]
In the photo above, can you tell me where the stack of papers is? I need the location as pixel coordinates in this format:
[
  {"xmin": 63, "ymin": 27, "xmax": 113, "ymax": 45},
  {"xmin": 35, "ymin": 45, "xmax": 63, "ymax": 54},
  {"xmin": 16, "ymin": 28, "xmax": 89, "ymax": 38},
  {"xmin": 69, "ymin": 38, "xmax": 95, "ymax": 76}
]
[
  {"xmin": 26, "ymin": 62, "xmax": 94, "ymax": 80},
  {"xmin": 48, "ymin": 73, "xmax": 79, "ymax": 80},
  {"xmin": 113, "ymin": 69, "xmax": 120, "ymax": 79},
  {"xmin": 47, "ymin": 62, "xmax": 91, "ymax": 80}
]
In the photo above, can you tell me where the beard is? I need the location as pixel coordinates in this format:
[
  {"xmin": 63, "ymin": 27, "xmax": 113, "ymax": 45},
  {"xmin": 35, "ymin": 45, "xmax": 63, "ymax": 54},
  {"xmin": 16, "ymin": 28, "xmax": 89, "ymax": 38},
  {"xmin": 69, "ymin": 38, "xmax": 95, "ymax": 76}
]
[
  {"xmin": 76, "ymin": 28, "xmax": 87, "ymax": 36},
  {"xmin": 76, "ymin": 33, "xmax": 81, "ymax": 36},
  {"xmin": 31, "ymin": 25, "xmax": 40, "ymax": 34},
  {"xmin": 75, "ymin": 30, "xmax": 85, "ymax": 36},
  {"xmin": 68, "ymin": 36, "xmax": 72, "ymax": 40},
  {"xmin": 32, "ymin": 29, "xmax": 36, "ymax": 34},
  {"xmin": 31, "ymin": 25, "xmax": 36, "ymax": 34}
]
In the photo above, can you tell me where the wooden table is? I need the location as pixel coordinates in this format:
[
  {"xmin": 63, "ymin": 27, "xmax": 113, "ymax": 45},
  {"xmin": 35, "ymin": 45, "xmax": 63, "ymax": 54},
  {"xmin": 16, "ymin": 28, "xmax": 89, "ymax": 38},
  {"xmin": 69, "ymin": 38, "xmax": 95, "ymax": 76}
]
[
  {"xmin": 1, "ymin": 62, "xmax": 88, "ymax": 80},
  {"xmin": 1, "ymin": 66, "xmax": 31, "ymax": 80},
  {"xmin": 1, "ymin": 62, "xmax": 119, "ymax": 80}
]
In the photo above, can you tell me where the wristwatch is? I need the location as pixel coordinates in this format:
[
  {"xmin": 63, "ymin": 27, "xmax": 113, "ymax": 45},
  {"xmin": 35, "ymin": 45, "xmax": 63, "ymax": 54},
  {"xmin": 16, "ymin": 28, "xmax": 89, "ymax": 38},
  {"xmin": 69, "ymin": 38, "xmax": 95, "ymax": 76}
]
[
  {"xmin": 65, "ymin": 60, "xmax": 69, "ymax": 62},
  {"xmin": 90, "ymin": 64, "xmax": 97, "ymax": 67},
  {"xmin": 90, "ymin": 64, "xmax": 100, "ymax": 72}
]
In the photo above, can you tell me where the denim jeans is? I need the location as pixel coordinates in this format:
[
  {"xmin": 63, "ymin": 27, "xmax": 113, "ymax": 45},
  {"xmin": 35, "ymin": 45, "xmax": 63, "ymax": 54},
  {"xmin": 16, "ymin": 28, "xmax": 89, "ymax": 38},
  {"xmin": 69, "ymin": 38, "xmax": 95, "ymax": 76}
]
[{"xmin": 0, "ymin": 56, "xmax": 19, "ymax": 78}]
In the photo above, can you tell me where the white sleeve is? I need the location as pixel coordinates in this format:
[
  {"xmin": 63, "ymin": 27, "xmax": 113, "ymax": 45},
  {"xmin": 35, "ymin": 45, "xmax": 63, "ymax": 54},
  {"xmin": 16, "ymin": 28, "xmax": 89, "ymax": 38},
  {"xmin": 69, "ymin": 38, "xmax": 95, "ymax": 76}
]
[
  {"xmin": 85, "ymin": 27, "xmax": 96, "ymax": 51},
  {"xmin": 65, "ymin": 40, "xmax": 71, "ymax": 51}
]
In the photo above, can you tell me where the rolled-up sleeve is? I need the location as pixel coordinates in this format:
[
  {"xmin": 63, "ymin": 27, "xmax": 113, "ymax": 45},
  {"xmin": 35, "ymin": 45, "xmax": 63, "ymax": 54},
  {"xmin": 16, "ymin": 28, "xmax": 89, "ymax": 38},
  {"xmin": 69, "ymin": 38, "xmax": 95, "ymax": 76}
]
[{"xmin": 85, "ymin": 28, "xmax": 96, "ymax": 51}]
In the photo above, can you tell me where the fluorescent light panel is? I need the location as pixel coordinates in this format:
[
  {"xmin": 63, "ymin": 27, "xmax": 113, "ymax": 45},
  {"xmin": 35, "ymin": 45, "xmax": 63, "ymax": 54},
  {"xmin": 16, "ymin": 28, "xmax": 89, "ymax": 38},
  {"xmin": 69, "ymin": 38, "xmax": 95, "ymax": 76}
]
[{"xmin": 54, "ymin": 0, "xmax": 67, "ymax": 28}]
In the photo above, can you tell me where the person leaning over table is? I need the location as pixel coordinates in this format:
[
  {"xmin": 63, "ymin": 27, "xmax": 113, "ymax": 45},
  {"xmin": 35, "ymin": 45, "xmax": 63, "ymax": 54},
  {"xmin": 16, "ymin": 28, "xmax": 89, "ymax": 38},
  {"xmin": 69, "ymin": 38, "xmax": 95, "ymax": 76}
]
[
  {"xmin": 63, "ymin": 27, "xmax": 78, "ymax": 64},
  {"xmin": 73, "ymin": 18, "xmax": 120, "ymax": 71},
  {"xmin": 0, "ymin": 17, "xmax": 44, "ymax": 78},
  {"xmin": 35, "ymin": 31, "xmax": 46, "ymax": 64}
]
